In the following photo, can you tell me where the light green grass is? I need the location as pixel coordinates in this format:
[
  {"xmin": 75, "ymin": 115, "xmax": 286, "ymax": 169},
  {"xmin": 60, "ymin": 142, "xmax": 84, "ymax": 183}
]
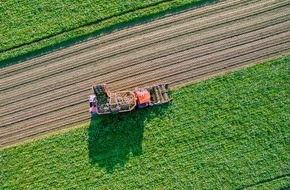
[
  {"xmin": 0, "ymin": 0, "xmax": 208, "ymax": 65},
  {"xmin": 1, "ymin": 55, "xmax": 289, "ymax": 189}
]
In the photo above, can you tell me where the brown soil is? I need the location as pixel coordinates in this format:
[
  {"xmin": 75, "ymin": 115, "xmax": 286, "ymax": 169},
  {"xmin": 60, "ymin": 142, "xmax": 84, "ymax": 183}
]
[{"xmin": 0, "ymin": 0, "xmax": 289, "ymax": 147}]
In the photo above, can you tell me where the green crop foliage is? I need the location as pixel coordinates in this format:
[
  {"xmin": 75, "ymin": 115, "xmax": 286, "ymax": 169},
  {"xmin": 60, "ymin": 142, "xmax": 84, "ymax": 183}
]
[
  {"xmin": 0, "ymin": 0, "xmax": 207, "ymax": 65},
  {"xmin": 1, "ymin": 55, "xmax": 289, "ymax": 189}
]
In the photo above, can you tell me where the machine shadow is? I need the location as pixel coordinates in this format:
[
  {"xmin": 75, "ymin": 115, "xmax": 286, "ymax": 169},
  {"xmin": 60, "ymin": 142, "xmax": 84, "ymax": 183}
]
[{"xmin": 88, "ymin": 104, "xmax": 169, "ymax": 172}]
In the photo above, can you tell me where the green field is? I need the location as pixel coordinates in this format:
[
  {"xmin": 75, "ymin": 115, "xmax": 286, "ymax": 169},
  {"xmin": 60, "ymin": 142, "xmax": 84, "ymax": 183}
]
[
  {"xmin": 0, "ymin": 0, "xmax": 208, "ymax": 65},
  {"xmin": 1, "ymin": 55, "xmax": 289, "ymax": 189}
]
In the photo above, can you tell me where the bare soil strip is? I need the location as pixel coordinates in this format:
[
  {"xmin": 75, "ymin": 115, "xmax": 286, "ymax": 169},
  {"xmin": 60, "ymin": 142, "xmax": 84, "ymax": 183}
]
[{"xmin": 0, "ymin": 0, "xmax": 289, "ymax": 147}]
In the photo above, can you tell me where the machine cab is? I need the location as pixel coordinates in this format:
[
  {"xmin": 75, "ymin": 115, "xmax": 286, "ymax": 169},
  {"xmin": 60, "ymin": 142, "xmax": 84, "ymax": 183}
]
[{"xmin": 135, "ymin": 89, "xmax": 151, "ymax": 108}]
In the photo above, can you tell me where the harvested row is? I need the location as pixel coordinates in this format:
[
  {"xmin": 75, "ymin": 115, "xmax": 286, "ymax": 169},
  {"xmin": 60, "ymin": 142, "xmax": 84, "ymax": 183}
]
[{"xmin": 0, "ymin": 0, "xmax": 289, "ymax": 147}]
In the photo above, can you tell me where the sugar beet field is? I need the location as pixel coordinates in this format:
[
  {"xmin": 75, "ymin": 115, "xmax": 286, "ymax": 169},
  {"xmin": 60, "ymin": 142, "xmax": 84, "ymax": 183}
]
[{"xmin": 0, "ymin": 0, "xmax": 290, "ymax": 147}]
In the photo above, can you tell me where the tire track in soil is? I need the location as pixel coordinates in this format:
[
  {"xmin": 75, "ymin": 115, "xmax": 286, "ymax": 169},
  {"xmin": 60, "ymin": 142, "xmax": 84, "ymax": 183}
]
[{"xmin": 0, "ymin": 0, "xmax": 289, "ymax": 147}]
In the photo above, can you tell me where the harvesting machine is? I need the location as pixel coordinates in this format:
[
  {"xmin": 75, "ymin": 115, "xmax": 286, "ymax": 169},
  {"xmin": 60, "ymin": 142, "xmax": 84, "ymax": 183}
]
[{"xmin": 88, "ymin": 84, "xmax": 170, "ymax": 115}]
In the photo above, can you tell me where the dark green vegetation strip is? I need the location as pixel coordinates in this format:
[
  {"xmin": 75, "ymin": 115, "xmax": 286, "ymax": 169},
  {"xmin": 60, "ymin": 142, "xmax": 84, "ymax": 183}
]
[
  {"xmin": 1, "ymin": 55, "xmax": 289, "ymax": 189},
  {"xmin": 0, "ymin": 0, "xmax": 211, "ymax": 66}
]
